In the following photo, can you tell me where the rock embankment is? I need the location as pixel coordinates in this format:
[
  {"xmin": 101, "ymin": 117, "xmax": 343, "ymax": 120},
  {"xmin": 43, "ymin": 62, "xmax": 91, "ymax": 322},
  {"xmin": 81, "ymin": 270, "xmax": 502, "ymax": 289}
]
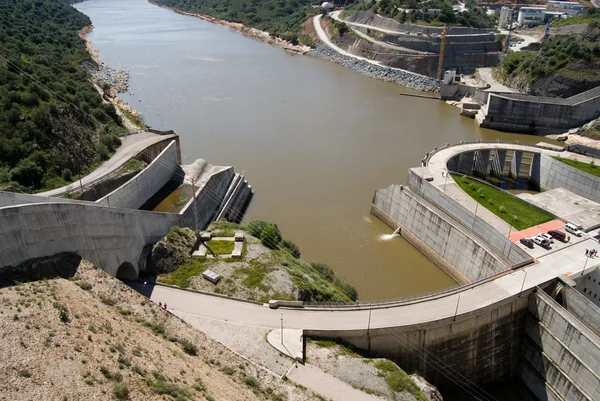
[
  {"xmin": 92, "ymin": 67, "xmax": 131, "ymax": 95},
  {"xmin": 310, "ymin": 42, "xmax": 439, "ymax": 92}
]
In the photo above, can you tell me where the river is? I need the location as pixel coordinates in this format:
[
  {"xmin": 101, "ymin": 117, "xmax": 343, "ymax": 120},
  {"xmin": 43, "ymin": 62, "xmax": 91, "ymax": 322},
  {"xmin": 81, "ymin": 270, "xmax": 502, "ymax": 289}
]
[{"xmin": 75, "ymin": 0, "xmax": 552, "ymax": 301}]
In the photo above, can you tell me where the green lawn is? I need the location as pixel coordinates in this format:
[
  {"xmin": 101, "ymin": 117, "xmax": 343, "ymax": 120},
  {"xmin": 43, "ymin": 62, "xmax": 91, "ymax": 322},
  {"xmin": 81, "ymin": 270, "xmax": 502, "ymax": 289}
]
[
  {"xmin": 452, "ymin": 174, "xmax": 554, "ymax": 231},
  {"xmin": 157, "ymin": 259, "xmax": 205, "ymax": 288},
  {"xmin": 553, "ymin": 156, "xmax": 600, "ymax": 178},
  {"xmin": 205, "ymin": 240, "xmax": 234, "ymax": 255}
]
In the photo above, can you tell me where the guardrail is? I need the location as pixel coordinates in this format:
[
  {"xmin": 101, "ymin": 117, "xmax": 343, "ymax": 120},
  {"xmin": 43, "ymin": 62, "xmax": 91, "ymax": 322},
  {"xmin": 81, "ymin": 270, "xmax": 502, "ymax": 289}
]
[{"xmin": 420, "ymin": 139, "xmax": 565, "ymax": 167}]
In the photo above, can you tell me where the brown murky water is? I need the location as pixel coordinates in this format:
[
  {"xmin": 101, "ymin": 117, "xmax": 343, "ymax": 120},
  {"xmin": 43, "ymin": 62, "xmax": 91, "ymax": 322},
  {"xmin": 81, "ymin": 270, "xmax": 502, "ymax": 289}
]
[{"xmin": 76, "ymin": 0, "xmax": 557, "ymax": 300}]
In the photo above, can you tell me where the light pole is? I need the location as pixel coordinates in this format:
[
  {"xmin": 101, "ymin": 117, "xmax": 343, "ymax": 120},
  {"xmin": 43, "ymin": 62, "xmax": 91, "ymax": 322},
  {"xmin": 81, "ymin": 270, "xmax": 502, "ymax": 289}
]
[
  {"xmin": 453, "ymin": 294, "xmax": 461, "ymax": 322},
  {"xmin": 158, "ymin": 113, "xmax": 163, "ymax": 130},
  {"xmin": 280, "ymin": 312, "xmax": 284, "ymax": 345},
  {"xmin": 581, "ymin": 254, "xmax": 590, "ymax": 276},
  {"xmin": 518, "ymin": 270, "xmax": 528, "ymax": 297},
  {"xmin": 443, "ymin": 170, "xmax": 449, "ymax": 192},
  {"xmin": 367, "ymin": 306, "xmax": 372, "ymax": 336}
]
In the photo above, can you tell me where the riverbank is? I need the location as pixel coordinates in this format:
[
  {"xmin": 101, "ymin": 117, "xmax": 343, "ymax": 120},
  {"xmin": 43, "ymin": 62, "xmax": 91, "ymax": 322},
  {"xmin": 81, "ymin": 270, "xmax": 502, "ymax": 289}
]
[
  {"xmin": 149, "ymin": 1, "xmax": 311, "ymax": 54},
  {"xmin": 310, "ymin": 42, "xmax": 439, "ymax": 92},
  {"xmin": 78, "ymin": 25, "xmax": 143, "ymax": 129}
]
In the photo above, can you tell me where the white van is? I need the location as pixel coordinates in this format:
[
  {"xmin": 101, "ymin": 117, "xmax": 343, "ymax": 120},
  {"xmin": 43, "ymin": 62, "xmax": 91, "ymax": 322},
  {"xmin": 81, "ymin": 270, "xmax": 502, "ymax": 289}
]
[
  {"xmin": 565, "ymin": 223, "xmax": 582, "ymax": 237},
  {"xmin": 532, "ymin": 236, "xmax": 550, "ymax": 248}
]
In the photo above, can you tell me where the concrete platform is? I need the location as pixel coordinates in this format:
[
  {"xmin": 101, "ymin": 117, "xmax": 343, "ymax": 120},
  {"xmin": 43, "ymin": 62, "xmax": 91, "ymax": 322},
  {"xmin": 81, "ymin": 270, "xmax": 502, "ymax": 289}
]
[
  {"xmin": 518, "ymin": 188, "xmax": 600, "ymax": 232},
  {"xmin": 267, "ymin": 328, "xmax": 303, "ymax": 362},
  {"xmin": 232, "ymin": 242, "xmax": 243, "ymax": 258}
]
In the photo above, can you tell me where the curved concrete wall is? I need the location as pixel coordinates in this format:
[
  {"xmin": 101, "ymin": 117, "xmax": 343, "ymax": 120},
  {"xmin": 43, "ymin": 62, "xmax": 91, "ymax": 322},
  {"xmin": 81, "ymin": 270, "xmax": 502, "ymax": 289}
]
[
  {"xmin": 96, "ymin": 140, "xmax": 180, "ymax": 209},
  {"xmin": 0, "ymin": 202, "xmax": 179, "ymax": 277},
  {"xmin": 373, "ymin": 183, "xmax": 511, "ymax": 283}
]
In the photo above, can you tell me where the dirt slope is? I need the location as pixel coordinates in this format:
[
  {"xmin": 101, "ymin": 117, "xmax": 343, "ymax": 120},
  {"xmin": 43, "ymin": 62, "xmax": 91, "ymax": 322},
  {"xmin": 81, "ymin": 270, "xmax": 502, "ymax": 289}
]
[{"xmin": 0, "ymin": 260, "xmax": 318, "ymax": 401}]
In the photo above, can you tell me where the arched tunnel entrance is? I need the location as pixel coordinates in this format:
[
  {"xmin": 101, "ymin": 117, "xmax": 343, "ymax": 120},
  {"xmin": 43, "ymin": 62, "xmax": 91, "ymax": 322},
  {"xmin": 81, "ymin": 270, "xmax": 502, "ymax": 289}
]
[{"xmin": 116, "ymin": 262, "xmax": 138, "ymax": 281}]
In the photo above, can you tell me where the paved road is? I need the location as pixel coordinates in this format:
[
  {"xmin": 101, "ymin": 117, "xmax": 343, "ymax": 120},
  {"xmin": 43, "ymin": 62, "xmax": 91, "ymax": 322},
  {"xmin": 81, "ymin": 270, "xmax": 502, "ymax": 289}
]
[
  {"xmin": 477, "ymin": 68, "xmax": 515, "ymax": 93},
  {"xmin": 38, "ymin": 132, "xmax": 176, "ymax": 197},
  {"xmin": 132, "ymin": 235, "xmax": 598, "ymax": 333},
  {"xmin": 313, "ymin": 14, "xmax": 379, "ymax": 64}
]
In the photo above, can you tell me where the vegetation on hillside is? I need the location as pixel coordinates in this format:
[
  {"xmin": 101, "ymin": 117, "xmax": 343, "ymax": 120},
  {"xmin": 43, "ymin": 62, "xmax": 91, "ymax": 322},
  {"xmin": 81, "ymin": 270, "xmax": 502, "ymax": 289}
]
[
  {"xmin": 552, "ymin": 8, "xmax": 600, "ymax": 28},
  {"xmin": 157, "ymin": 220, "xmax": 359, "ymax": 303},
  {"xmin": 343, "ymin": 0, "xmax": 495, "ymax": 28},
  {"xmin": 495, "ymin": 21, "xmax": 600, "ymax": 96},
  {"xmin": 0, "ymin": 0, "xmax": 124, "ymax": 192},
  {"xmin": 152, "ymin": 0, "xmax": 320, "ymax": 44}
]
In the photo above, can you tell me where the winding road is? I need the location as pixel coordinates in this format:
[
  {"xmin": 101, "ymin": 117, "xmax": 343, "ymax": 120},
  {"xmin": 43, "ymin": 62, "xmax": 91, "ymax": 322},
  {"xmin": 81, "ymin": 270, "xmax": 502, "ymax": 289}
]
[{"xmin": 38, "ymin": 131, "xmax": 176, "ymax": 197}]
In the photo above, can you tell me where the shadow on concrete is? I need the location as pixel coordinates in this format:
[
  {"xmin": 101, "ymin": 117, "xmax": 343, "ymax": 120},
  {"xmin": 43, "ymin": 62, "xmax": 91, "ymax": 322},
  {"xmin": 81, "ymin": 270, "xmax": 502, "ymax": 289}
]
[{"xmin": 124, "ymin": 275, "xmax": 157, "ymax": 299}]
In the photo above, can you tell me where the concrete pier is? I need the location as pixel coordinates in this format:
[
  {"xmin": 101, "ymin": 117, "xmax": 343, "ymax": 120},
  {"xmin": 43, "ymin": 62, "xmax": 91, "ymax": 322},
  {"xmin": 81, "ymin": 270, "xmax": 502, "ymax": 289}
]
[
  {"xmin": 457, "ymin": 151, "xmax": 475, "ymax": 175},
  {"xmin": 510, "ymin": 151, "xmax": 522, "ymax": 180},
  {"xmin": 473, "ymin": 149, "xmax": 490, "ymax": 178},
  {"xmin": 490, "ymin": 149, "xmax": 506, "ymax": 179}
]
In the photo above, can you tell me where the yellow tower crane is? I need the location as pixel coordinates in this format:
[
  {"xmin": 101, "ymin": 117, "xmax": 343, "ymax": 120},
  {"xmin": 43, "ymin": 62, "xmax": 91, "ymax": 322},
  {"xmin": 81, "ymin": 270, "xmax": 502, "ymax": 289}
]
[{"xmin": 437, "ymin": 24, "xmax": 447, "ymax": 82}]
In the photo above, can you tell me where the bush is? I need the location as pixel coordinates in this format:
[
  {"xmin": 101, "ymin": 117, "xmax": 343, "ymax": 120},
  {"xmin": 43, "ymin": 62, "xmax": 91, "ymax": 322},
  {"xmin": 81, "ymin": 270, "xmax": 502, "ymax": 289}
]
[
  {"xmin": 310, "ymin": 262, "xmax": 334, "ymax": 281},
  {"xmin": 244, "ymin": 376, "xmax": 259, "ymax": 388},
  {"xmin": 96, "ymin": 142, "xmax": 110, "ymax": 160},
  {"xmin": 179, "ymin": 339, "xmax": 198, "ymax": 356},
  {"xmin": 260, "ymin": 224, "xmax": 282, "ymax": 249},
  {"xmin": 10, "ymin": 159, "xmax": 44, "ymax": 188},
  {"xmin": 113, "ymin": 383, "xmax": 129, "ymax": 400},
  {"xmin": 248, "ymin": 220, "xmax": 269, "ymax": 238},
  {"xmin": 280, "ymin": 239, "xmax": 301, "ymax": 258},
  {"xmin": 339, "ymin": 282, "xmax": 358, "ymax": 301},
  {"xmin": 61, "ymin": 168, "xmax": 73, "ymax": 181}
]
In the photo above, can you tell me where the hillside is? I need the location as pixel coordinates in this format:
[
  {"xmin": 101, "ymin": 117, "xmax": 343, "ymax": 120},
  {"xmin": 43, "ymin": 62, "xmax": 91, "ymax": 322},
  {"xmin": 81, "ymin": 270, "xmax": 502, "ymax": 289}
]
[
  {"xmin": 152, "ymin": 0, "xmax": 319, "ymax": 44},
  {"xmin": 342, "ymin": 0, "xmax": 495, "ymax": 28},
  {"xmin": 0, "ymin": 0, "xmax": 124, "ymax": 193},
  {"xmin": 0, "ymin": 259, "xmax": 318, "ymax": 401},
  {"xmin": 496, "ymin": 18, "xmax": 600, "ymax": 97}
]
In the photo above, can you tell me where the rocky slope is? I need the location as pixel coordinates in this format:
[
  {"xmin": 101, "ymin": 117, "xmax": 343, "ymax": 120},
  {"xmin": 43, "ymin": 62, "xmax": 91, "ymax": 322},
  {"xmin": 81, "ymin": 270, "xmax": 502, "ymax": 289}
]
[{"xmin": 0, "ymin": 260, "xmax": 318, "ymax": 401}]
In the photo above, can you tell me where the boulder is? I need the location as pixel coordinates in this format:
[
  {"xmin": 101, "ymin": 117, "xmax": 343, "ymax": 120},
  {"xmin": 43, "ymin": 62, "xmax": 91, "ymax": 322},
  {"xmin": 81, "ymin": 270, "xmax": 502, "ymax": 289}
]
[{"xmin": 148, "ymin": 227, "xmax": 197, "ymax": 275}]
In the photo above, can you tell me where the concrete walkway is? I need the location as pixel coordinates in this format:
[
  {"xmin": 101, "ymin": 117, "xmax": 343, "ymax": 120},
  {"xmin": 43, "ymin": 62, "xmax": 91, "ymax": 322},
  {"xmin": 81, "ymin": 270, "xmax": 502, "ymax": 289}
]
[
  {"xmin": 286, "ymin": 362, "xmax": 387, "ymax": 401},
  {"xmin": 477, "ymin": 68, "xmax": 516, "ymax": 93},
  {"xmin": 38, "ymin": 131, "xmax": 176, "ymax": 197}
]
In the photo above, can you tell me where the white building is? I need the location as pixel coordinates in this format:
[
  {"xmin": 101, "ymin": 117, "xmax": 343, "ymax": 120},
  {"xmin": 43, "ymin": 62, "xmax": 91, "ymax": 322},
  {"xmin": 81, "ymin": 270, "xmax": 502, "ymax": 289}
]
[
  {"xmin": 518, "ymin": 7, "xmax": 546, "ymax": 27},
  {"xmin": 321, "ymin": 2, "xmax": 334, "ymax": 11},
  {"xmin": 498, "ymin": 6, "xmax": 511, "ymax": 28},
  {"xmin": 547, "ymin": 1, "xmax": 584, "ymax": 16}
]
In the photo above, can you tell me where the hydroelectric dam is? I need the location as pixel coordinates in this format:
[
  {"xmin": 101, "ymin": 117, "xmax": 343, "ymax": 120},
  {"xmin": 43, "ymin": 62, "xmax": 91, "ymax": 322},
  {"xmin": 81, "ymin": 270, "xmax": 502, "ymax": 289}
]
[{"xmin": 2, "ymin": 139, "xmax": 600, "ymax": 400}]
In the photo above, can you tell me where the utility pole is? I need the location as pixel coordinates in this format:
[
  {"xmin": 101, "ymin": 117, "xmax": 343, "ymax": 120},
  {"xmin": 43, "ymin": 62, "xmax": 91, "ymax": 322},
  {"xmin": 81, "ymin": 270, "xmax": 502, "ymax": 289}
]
[
  {"xmin": 367, "ymin": 306, "xmax": 372, "ymax": 336},
  {"xmin": 453, "ymin": 294, "xmax": 461, "ymax": 322},
  {"xmin": 436, "ymin": 25, "xmax": 447, "ymax": 81},
  {"xmin": 280, "ymin": 312, "xmax": 284, "ymax": 345}
]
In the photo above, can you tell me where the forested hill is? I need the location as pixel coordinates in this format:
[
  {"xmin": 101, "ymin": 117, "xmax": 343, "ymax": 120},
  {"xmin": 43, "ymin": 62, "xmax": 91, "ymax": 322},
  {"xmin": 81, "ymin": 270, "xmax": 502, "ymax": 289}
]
[
  {"xmin": 0, "ymin": 0, "xmax": 123, "ymax": 193},
  {"xmin": 152, "ymin": 0, "xmax": 319, "ymax": 43}
]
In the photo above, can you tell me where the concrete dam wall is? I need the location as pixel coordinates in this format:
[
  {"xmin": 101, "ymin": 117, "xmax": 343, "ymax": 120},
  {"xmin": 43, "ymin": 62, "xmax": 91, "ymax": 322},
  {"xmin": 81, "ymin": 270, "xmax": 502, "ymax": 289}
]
[
  {"xmin": 536, "ymin": 153, "xmax": 600, "ymax": 204},
  {"xmin": 479, "ymin": 86, "xmax": 600, "ymax": 134},
  {"xmin": 0, "ymin": 202, "xmax": 179, "ymax": 279},
  {"xmin": 306, "ymin": 291, "xmax": 532, "ymax": 387}
]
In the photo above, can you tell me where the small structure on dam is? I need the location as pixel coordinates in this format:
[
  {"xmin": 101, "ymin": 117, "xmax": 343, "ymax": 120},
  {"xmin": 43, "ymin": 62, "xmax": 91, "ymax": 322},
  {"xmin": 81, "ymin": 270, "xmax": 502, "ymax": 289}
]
[{"xmin": 0, "ymin": 130, "xmax": 253, "ymax": 282}]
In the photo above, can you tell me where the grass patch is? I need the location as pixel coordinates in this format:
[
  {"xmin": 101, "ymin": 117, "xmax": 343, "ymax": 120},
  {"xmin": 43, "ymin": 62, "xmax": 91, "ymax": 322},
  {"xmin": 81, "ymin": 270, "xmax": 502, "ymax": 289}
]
[
  {"xmin": 158, "ymin": 259, "xmax": 205, "ymax": 288},
  {"xmin": 385, "ymin": 370, "xmax": 427, "ymax": 401},
  {"xmin": 452, "ymin": 174, "xmax": 553, "ymax": 230},
  {"xmin": 205, "ymin": 240, "xmax": 234, "ymax": 255},
  {"xmin": 375, "ymin": 360, "xmax": 399, "ymax": 373},
  {"xmin": 113, "ymin": 383, "xmax": 129, "ymax": 400},
  {"xmin": 236, "ymin": 259, "xmax": 271, "ymax": 292},
  {"xmin": 553, "ymin": 156, "xmax": 600, "ymax": 178},
  {"xmin": 116, "ymin": 158, "xmax": 144, "ymax": 175}
]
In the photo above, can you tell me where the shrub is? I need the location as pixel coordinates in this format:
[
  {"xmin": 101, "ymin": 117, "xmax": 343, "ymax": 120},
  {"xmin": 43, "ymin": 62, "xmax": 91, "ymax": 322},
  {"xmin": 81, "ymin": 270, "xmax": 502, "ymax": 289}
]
[
  {"xmin": 113, "ymin": 383, "xmax": 129, "ymax": 400},
  {"xmin": 339, "ymin": 282, "xmax": 358, "ymax": 301},
  {"xmin": 221, "ymin": 367, "xmax": 234, "ymax": 375},
  {"xmin": 310, "ymin": 262, "xmax": 334, "ymax": 281},
  {"xmin": 61, "ymin": 168, "xmax": 73, "ymax": 181},
  {"xmin": 280, "ymin": 239, "xmax": 301, "ymax": 258},
  {"xmin": 78, "ymin": 282, "xmax": 92, "ymax": 291},
  {"xmin": 19, "ymin": 370, "xmax": 31, "ymax": 378},
  {"xmin": 248, "ymin": 220, "xmax": 269, "ymax": 238},
  {"xmin": 96, "ymin": 142, "xmax": 111, "ymax": 160},
  {"xmin": 260, "ymin": 224, "xmax": 282, "ymax": 249},
  {"xmin": 244, "ymin": 376, "xmax": 259, "ymax": 388},
  {"xmin": 179, "ymin": 339, "xmax": 198, "ymax": 356},
  {"xmin": 191, "ymin": 382, "xmax": 204, "ymax": 391},
  {"xmin": 53, "ymin": 302, "xmax": 70, "ymax": 323}
]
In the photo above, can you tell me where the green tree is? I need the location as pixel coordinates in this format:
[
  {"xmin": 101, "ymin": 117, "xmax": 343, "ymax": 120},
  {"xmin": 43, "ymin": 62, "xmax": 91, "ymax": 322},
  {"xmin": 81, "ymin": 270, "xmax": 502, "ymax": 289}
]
[{"xmin": 260, "ymin": 224, "xmax": 282, "ymax": 249}]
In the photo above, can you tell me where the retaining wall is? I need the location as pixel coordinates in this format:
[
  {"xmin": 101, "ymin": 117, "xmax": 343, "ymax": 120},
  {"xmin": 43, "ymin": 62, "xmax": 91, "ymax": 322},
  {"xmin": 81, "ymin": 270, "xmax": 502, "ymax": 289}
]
[
  {"xmin": 522, "ymin": 289, "xmax": 600, "ymax": 401},
  {"xmin": 0, "ymin": 202, "xmax": 179, "ymax": 278},
  {"xmin": 96, "ymin": 141, "xmax": 181, "ymax": 209},
  {"xmin": 535, "ymin": 153, "xmax": 600, "ymax": 204},
  {"xmin": 562, "ymin": 284, "xmax": 600, "ymax": 338},
  {"xmin": 372, "ymin": 183, "xmax": 510, "ymax": 282},
  {"xmin": 480, "ymin": 87, "xmax": 600, "ymax": 134}
]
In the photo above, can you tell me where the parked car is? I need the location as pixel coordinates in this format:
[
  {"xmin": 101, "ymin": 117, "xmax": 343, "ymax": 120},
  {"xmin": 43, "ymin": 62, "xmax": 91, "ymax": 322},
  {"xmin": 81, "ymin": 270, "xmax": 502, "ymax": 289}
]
[
  {"xmin": 565, "ymin": 223, "xmax": 582, "ymax": 237},
  {"xmin": 520, "ymin": 238, "xmax": 534, "ymax": 248},
  {"xmin": 532, "ymin": 236, "xmax": 551, "ymax": 248},
  {"xmin": 538, "ymin": 233, "xmax": 554, "ymax": 243},
  {"xmin": 548, "ymin": 230, "xmax": 567, "ymax": 242}
]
